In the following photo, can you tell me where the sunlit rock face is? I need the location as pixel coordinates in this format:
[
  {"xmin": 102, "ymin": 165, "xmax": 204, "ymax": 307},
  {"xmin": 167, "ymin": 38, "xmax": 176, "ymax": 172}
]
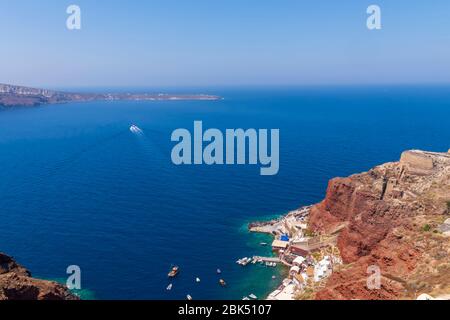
[
  {"xmin": 0, "ymin": 252, "xmax": 78, "ymax": 300},
  {"xmin": 308, "ymin": 150, "xmax": 450, "ymax": 300}
]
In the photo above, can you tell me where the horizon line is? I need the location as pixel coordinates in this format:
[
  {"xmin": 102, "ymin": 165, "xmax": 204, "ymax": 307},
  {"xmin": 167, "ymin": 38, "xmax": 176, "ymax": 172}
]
[{"xmin": 2, "ymin": 82, "xmax": 450, "ymax": 92}]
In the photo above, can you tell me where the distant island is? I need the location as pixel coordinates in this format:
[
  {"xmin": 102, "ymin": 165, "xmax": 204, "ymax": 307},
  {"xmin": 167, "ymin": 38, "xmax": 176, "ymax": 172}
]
[{"xmin": 0, "ymin": 83, "xmax": 222, "ymax": 107}]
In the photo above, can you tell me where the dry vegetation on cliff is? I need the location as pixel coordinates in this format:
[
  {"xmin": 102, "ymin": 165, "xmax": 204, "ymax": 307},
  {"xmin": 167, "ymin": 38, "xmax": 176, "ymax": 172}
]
[
  {"xmin": 0, "ymin": 253, "xmax": 78, "ymax": 300},
  {"xmin": 308, "ymin": 150, "xmax": 450, "ymax": 300}
]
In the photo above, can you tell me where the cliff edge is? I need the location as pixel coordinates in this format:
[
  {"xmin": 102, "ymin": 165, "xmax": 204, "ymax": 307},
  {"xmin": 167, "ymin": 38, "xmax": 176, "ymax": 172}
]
[
  {"xmin": 308, "ymin": 150, "xmax": 450, "ymax": 299},
  {"xmin": 0, "ymin": 253, "xmax": 78, "ymax": 300}
]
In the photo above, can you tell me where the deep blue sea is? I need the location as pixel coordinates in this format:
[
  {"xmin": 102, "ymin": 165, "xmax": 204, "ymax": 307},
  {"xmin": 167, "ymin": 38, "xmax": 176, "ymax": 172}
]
[{"xmin": 0, "ymin": 86, "xmax": 449, "ymax": 300}]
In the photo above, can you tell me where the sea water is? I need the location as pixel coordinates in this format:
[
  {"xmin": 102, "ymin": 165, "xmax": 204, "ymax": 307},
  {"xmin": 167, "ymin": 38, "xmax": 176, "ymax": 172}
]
[{"xmin": 0, "ymin": 86, "xmax": 449, "ymax": 299}]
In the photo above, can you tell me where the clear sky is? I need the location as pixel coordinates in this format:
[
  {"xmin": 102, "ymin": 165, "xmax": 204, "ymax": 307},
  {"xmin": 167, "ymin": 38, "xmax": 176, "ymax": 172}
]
[{"xmin": 1, "ymin": 0, "xmax": 449, "ymax": 88}]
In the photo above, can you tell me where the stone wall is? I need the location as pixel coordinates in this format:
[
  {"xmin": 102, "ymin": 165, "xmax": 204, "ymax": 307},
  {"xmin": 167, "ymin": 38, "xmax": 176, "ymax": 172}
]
[{"xmin": 400, "ymin": 151, "xmax": 434, "ymax": 171}]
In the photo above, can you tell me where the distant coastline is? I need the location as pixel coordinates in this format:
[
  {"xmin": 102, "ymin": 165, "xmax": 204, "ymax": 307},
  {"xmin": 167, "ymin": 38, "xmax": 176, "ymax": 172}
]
[{"xmin": 0, "ymin": 83, "xmax": 222, "ymax": 108}]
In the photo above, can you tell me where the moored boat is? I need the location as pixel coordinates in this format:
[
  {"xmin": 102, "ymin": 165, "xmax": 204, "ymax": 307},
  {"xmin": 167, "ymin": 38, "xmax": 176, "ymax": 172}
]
[{"xmin": 236, "ymin": 257, "xmax": 252, "ymax": 266}]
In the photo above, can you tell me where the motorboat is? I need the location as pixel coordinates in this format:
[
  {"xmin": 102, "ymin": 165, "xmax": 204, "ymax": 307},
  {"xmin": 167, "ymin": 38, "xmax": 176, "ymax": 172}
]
[
  {"xmin": 168, "ymin": 266, "xmax": 179, "ymax": 278},
  {"xmin": 130, "ymin": 124, "xmax": 143, "ymax": 134}
]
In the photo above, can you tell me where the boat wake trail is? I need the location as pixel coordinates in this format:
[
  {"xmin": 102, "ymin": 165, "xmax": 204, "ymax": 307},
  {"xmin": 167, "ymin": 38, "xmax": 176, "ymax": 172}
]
[
  {"xmin": 130, "ymin": 126, "xmax": 171, "ymax": 161},
  {"xmin": 28, "ymin": 130, "xmax": 129, "ymax": 187}
]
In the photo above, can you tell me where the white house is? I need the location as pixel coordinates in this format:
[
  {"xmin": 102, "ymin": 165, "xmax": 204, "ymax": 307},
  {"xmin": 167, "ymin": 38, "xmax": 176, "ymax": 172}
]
[
  {"xmin": 289, "ymin": 266, "xmax": 300, "ymax": 277},
  {"xmin": 314, "ymin": 257, "xmax": 332, "ymax": 282},
  {"xmin": 293, "ymin": 256, "xmax": 306, "ymax": 266}
]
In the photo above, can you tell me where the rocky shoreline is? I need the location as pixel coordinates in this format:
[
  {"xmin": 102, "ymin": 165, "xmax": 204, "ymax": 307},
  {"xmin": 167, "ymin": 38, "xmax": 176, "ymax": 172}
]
[
  {"xmin": 250, "ymin": 149, "xmax": 450, "ymax": 300},
  {"xmin": 3, "ymin": 149, "xmax": 449, "ymax": 300},
  {"xmin": 0, "ymin": 252, "xmax": 78, "ymax": 300}
]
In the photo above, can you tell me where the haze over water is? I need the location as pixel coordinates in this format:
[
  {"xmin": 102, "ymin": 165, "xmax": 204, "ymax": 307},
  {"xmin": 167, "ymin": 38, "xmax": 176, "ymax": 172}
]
[{"xmin": 0, "ymin": 86, "xmax": 449, "ymax": 299}]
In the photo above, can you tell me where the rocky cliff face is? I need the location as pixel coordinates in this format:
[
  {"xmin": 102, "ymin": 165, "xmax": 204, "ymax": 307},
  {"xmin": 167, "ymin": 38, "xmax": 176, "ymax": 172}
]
[
  {"xmin": 308, "ymin": 150, "xmax": 450, "ymax": 300},
  {"xmin": 0, "ymin": 253, "xmax": 78, "ymax": 300}
]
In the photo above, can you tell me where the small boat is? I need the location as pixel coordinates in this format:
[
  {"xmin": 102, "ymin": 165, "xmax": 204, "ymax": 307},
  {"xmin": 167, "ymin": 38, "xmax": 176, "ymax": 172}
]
[
  {"xmin": 236, "ymin": 257, "xmax": 252, "ymax": 266},
  {"xmin": 272, "ymin": 275, "xmax": 276, "ymax": 280},
  {"xmin": 260, "ymin": 242, "xmax": 268, "ymax": 246},
  {"xmin": 196, "ymin": 277, "xmax": 201, "ymax": 283},
  {"xmin": 216, "ymin": 268, "xmax": 222, "ymax": 274},
  {"xmin": 168, "ymin": 266, "xmax": 179, "ymax": 278},
  {"xmin": 249, "ymin": 294, "xmax": 257, "ymax": 300},
  {"xmin": 129, "ymin": 125, "xmax": 143, "ymax": 134},
  {"xmin": 186, "ymin": 295, "xmax": 193, "ymax": 301},
  {"xmin": 242, "ymin": 296, "xmax": 250, "ymax": 300},
  {"xmin": 219, "ymin": 279, "xmax": 227, "ymax": 287},
  {"xmin": 166, "ymin": 284, "xmax": 173, "ymax": 291}
]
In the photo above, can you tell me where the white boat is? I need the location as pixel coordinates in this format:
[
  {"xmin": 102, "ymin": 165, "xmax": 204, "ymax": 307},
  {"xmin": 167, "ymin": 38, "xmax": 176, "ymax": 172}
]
[
  {"xmin": 217, "ymin": 269, "xmax": 222, "ymax": 274},
  {"xmin": 166, "ymin": 284, "xmax": 172, "ymax": 291},
  {"xmin": 249, "ymin": 294, "xmax": 257, "ymax": 300},
  {"xmin": 242, "ymin": 296, "xmax": 250, "ymax": 300},
  {"xmin": 187, "ymin": 294, "xmax": 193, "ymax": 300},
  {"xmin": 236, "ymin": 257, "xmax": 252, "ymax": 266},
  {"xmin": 196, "ymin": 277, "xmax": 201, "ymax": 283},
  {"xmin": 129, "ymin": 125, "xmax": 143, "ymax": 134}
]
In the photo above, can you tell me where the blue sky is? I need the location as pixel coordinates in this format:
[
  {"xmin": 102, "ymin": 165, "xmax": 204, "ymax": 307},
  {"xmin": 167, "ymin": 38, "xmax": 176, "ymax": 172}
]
[{"xmin": 1, "ymin": 0, "xmax": 449, "ymax": 88}]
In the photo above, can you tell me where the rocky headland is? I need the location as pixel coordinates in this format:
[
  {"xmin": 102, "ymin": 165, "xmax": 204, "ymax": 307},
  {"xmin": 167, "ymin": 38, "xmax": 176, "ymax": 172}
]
[
  {"xmin": 0, "ymin": 252, "xmax": 78, "ymax": 300},
  {"xmin": 252, "ymin": 149, "xmax": 450, "ymax": 300},
  {"xmin": 308, "ymin": 149, "xmax": 450, "ymax": 299},
  {"xmin": 0, "ymin": 83, "xmax": 221, "ymax": 108}
]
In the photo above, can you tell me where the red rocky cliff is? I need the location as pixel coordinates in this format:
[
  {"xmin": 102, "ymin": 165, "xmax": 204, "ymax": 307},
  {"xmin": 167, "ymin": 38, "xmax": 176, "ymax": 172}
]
[
  {"xmin": 308, "ymin": 150, "xmax": 450, "ymax": 300},
  {"xmin": 0, "ymin": 253, "xmax": 78, "ymax": 300}
]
